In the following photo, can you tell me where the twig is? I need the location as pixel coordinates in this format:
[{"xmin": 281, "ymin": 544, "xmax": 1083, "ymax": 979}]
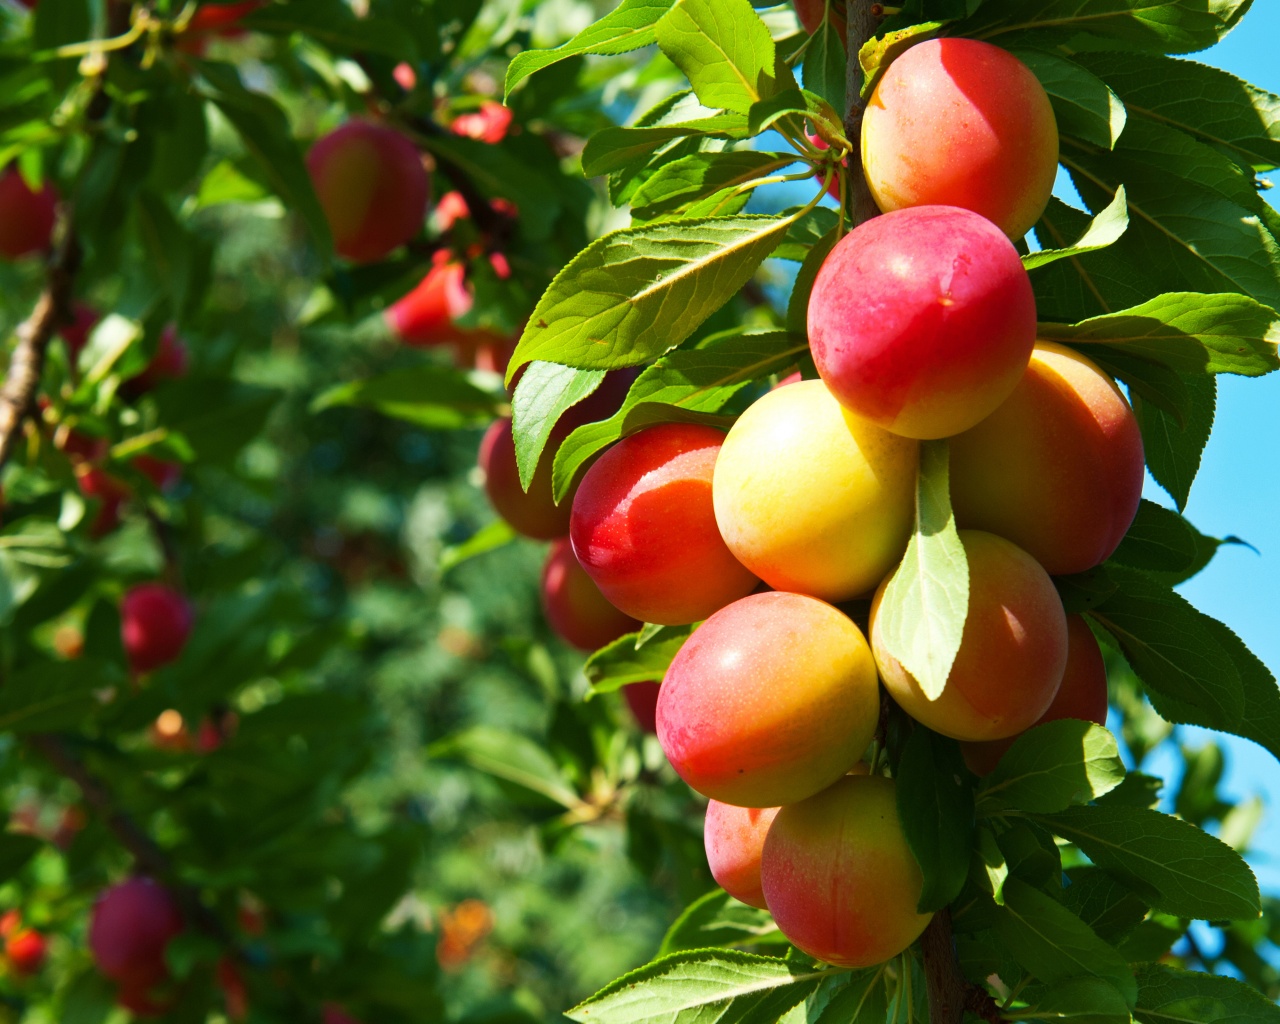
[
  {"xmin": 0, "ymin": 226, "xmax": 82, "ymax": 469},
  {"xmin": 843, "ymin": 1, "xmax": 884, "ymax": 226},
  {"xmin": 28, "ymin": 734, "xmax": 234, "ymax": 946}
]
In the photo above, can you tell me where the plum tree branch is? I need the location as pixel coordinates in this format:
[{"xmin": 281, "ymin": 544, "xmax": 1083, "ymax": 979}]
[
  {"xmin": 920, "ymin": 908, "xmax": 1002, "ymax": 1024},
  {"xmin": 0, "ymin": 220, "xmax": 82, "ymax": 470},
  {"xmin": 28, "ymin": 733, "xmax": 235, "ymax": 948},
  {"xmin": 843, "ymin": 1, "xmax": 883, "ymax": 226}
]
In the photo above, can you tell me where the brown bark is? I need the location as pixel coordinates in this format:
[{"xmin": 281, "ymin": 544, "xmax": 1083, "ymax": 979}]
[{"xmin": 843, "ymin": 1, "xmax": 883, "ymax": 226}]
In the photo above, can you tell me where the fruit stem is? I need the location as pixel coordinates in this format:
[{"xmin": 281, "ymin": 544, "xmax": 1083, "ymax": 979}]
[{"xmin": 843, "ymin": 2, "xmax": 882, "ymax": 227}]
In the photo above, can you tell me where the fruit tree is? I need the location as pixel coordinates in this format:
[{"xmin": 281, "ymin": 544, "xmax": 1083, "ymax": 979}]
[{"xmin": 0, "ymin": 0, "xmax": 1278, "ymax": 1022}]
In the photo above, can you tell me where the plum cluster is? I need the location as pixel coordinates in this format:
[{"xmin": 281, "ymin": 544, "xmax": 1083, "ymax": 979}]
[{"xmin": 493, "ymin": 36, "xmax": 1143, "ymax": 968}]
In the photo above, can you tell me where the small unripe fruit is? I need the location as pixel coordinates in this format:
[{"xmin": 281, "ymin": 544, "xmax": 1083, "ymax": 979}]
[
  {"xmin": 76, "ymin": 467, "xmax": 130, "ymax": 537},
  {"xmin": 450, "ymin": 102, "xmax": 514, "ymax": 144},
  {"xmin": 761, "ymin": 775, "xmax": 932, "ymax": 967},
  {"xmin": 714, "ymin": 379, "xmax": 916, "ymax": 601},
  {"xmin": 872, "ymin": 531, "xmax": 1068, "ymax": 742},
  {"xmin": 124, "ymin": 325, "xmax": 190, "ymax": 397},
  {"xmin": 572, "ymin": 424, "xmax": 758, "ymax": 625},
  {"xmin": 5, "ymin": 926, "xmax": 47, "ymax": 976},
  {"xmin": 120, "ymin": 584, "xmax": 195, "ymax": 674},
  {"xmin": 0, "ymin": 166, "xmax": 57, "ymax": 260},
  {"xmin": 623, "ymin": 682, "xmax": 660, "ymax": 733},
  {"xmin": 88, "ymin": 878, "xmax": 184, "ymax": 989},
  {"xmin": 322, "ymin": 1004, "xmax": 365, "ymax": 1024},
  {"xmin": 657, "ymin": 592, "xmax": 879, "ymax": 806},
  {"xmin": 863, "ymin": 38, "xmax": 1059, "ymax": 240},
  {"xmin": 950, "ymin": 342, "xmax": 1144, "ymax": 575},
  {"xmin": 704, "ymin": 801, "xmax": 779, "ymax": 909},
  {"xmin": 541, "ymin": 538, "xmax": 640, "ymax": 650},
  {"xmin": 808, "ymin": 205, "xmax": 1036, "ymax": 439},
  {"xmin": 961, "ymin": 614, "xmax": 1109, "ymax": 776},
  {"xmin": 384, "ymin": 259, "xmax": 471, "ymax": 347},
  {"xmin": 307, "ymin": 121, "xmax": 430, "ymax": 263}
]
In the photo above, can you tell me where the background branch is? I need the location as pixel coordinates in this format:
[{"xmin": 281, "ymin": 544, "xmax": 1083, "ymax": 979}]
[
  {"xmin": 0, "ymin": 224, "xmax": 82, "ymax": 469},
  {"xmin": 28, "ymin": 733, "xmax": 235, "ymax": 948}
]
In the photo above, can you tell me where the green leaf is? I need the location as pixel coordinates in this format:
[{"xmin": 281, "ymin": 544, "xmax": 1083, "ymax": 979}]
[
  {"xmin": 1015, "ymin": 49, "xmax": 1126, "ymax": 150},
  {"xmin": 198, "ymin": 62, "xmax": 333, "ymax": 263},
  {"xmin": 811, "ymin": 967, "xmax": 891, "ymax": 1024},
  {"xmin": 1042, "ymin": 292, "xmax": 1280, "ymax": 377},
  {"xmin": 430, "ymin": 727, "xmax": 580, "ymax": 809},
  {"xmin": 787, "ymin": 226, "xmax": 839, "ymax": 336},
  {"xmin": 1144, "ymin": 616, "xmax": 1280, "ymax": 766},
  {"xmin": 1033, "ymin": 804, "xmax": 1261, "ymax": 922},
  {"xmin": 895, "ymin": 727, "xmax": 974, "ymax": 913},
  {"xmin": 1109, "ymin": 499, "xmax": 1242, "ymax": 583},
  {"xmin": 241, "ymin": 0, "xmax": 413, "ymax": 60},
  {"xmin": 1062, "ymin": 122, "xmax": 1280, "ymax": 313},
  {"xmin": 1131, "ymin": 373, "xmax": 1215, "ymax": 511},
  {"xmin": 1031, "ymin": 197, "xmax": 1157, "ymax": 323},
  {"xmin": 0, "ymin": 834, "xmax": 41, "ymax": 882},
  {"xmin": 1073, "ymin": 51, "xmax": 1280, "ymax": 172},
  {"xmin": 439, "ymin": 519, "xmax": 518, "ymax": 575},
  {"xmin": 655, "ymin": 0, "xmax": 782, "ymax": 115},
  {"xmin": 959, "ymin": 0, "xmax": 1252, "ymax": 55},
  {"xmin": 772, "ymin": 205, "xmax": 840, "ymax": 261},
  {"xmin": 0, "ymin": 659, "xmax": 116, "ymax": 733},
  {"xmin": 552, "ymin": 330, "xmax": 805, "ymax": 500},
  {"xmin": 801, "ymin": 19, "xmax": 847, "ymax": 114},
  {"xmin": 508, "ymin": 214, "xmax": 796, "ymax": 381},
  {"xmin": 585, "ymin": 627, "xmax": 691, "ymax": 694},
  {"xmin": 585, "ymin": 114, "xmax": 749, "ymax": 180},
  {"xmin": 995, "ymin": 879, "xmax": 1136, "ymax": 1008},
  {"xmin": 1061, "ymin": 867, "xmax": 1150, "ymax": 944},
  {"xmin": 979, "ymin": 720, "xmax": 1125, "ymax": 814},
  {"xmin": 310, "ymin": 365, "xmax": 501, "ymax": 429},
  {"xmin": 1088, "ymin": 564, "xmax": 1243, "ymax": 724},
  {"xmin": 1014, "ymin": 976, "xmax": 1135, "ymax": 1024},
  {"xmin": 875, "ymin": 439, "xmax": 969, "ymax": 701},
  {"xmin": 1023, "ymin": 187, "xmax": 1128, "ymax": 271},
  {"xmin": 658, "ymin": 890, "xmax": 784, "ymax": 955},
  {"xmin": 505, "ymin": 0, "xmax": 676, "ymax": 97},
  {"xmin": 631, "ymin": 151, "xmax": 796, "ymax": 221},
  {"xmin": 566, "ymin": 950, "xmax": 835, "ymax": 1024},
  {"xmin": 511, "ymin": 362, "xmax": 606, "ymax": 490},
  {"xmin": 1133, "ymin": 962, "xmax": 1280, "ymax": 1024}
]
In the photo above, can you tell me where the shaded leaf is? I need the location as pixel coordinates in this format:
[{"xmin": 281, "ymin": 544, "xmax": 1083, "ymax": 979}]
[
  {"xmin": 979, "ymin": 720, "xmax": 1125, "ymax": 814},
  {"xmin": 511, "ymin": 362, "xmax": 606, "ymax": 490},
  {"xmin": 310, "ymin": 366, "xmax": 501, "ymax": 428},
  {"xmin": 1133, "ymin": 962, "xmax": 1280, "ymax": 1024},
  {"xmin": 1034, "ymin": 803, "xmax": 1261, "ymax": 922},
  {"xmin": 896, "ymin": 727, "xmax": 974, "ymax": 912},
  {"xmin": 585, "ymin": 627, "xmax": 691, "ymax": 694},
  {"xmin": 1088, "ymin": 564, "xmax": 1243, "ymax": 724},
  {"xmin": 1015, "ymin": 49, "xmax": 1127, "ymax": 149},
  {"xmin": 659, "ymin": 890, "xmax": 784, "ymax": 956},
  {"xmin": 1023, "ymin": 187, "xmax": 1128, "ymax": 270},
  {"xmin": 995, "ymin": 879, "xmax": 1136, "ymax": 1008}
]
